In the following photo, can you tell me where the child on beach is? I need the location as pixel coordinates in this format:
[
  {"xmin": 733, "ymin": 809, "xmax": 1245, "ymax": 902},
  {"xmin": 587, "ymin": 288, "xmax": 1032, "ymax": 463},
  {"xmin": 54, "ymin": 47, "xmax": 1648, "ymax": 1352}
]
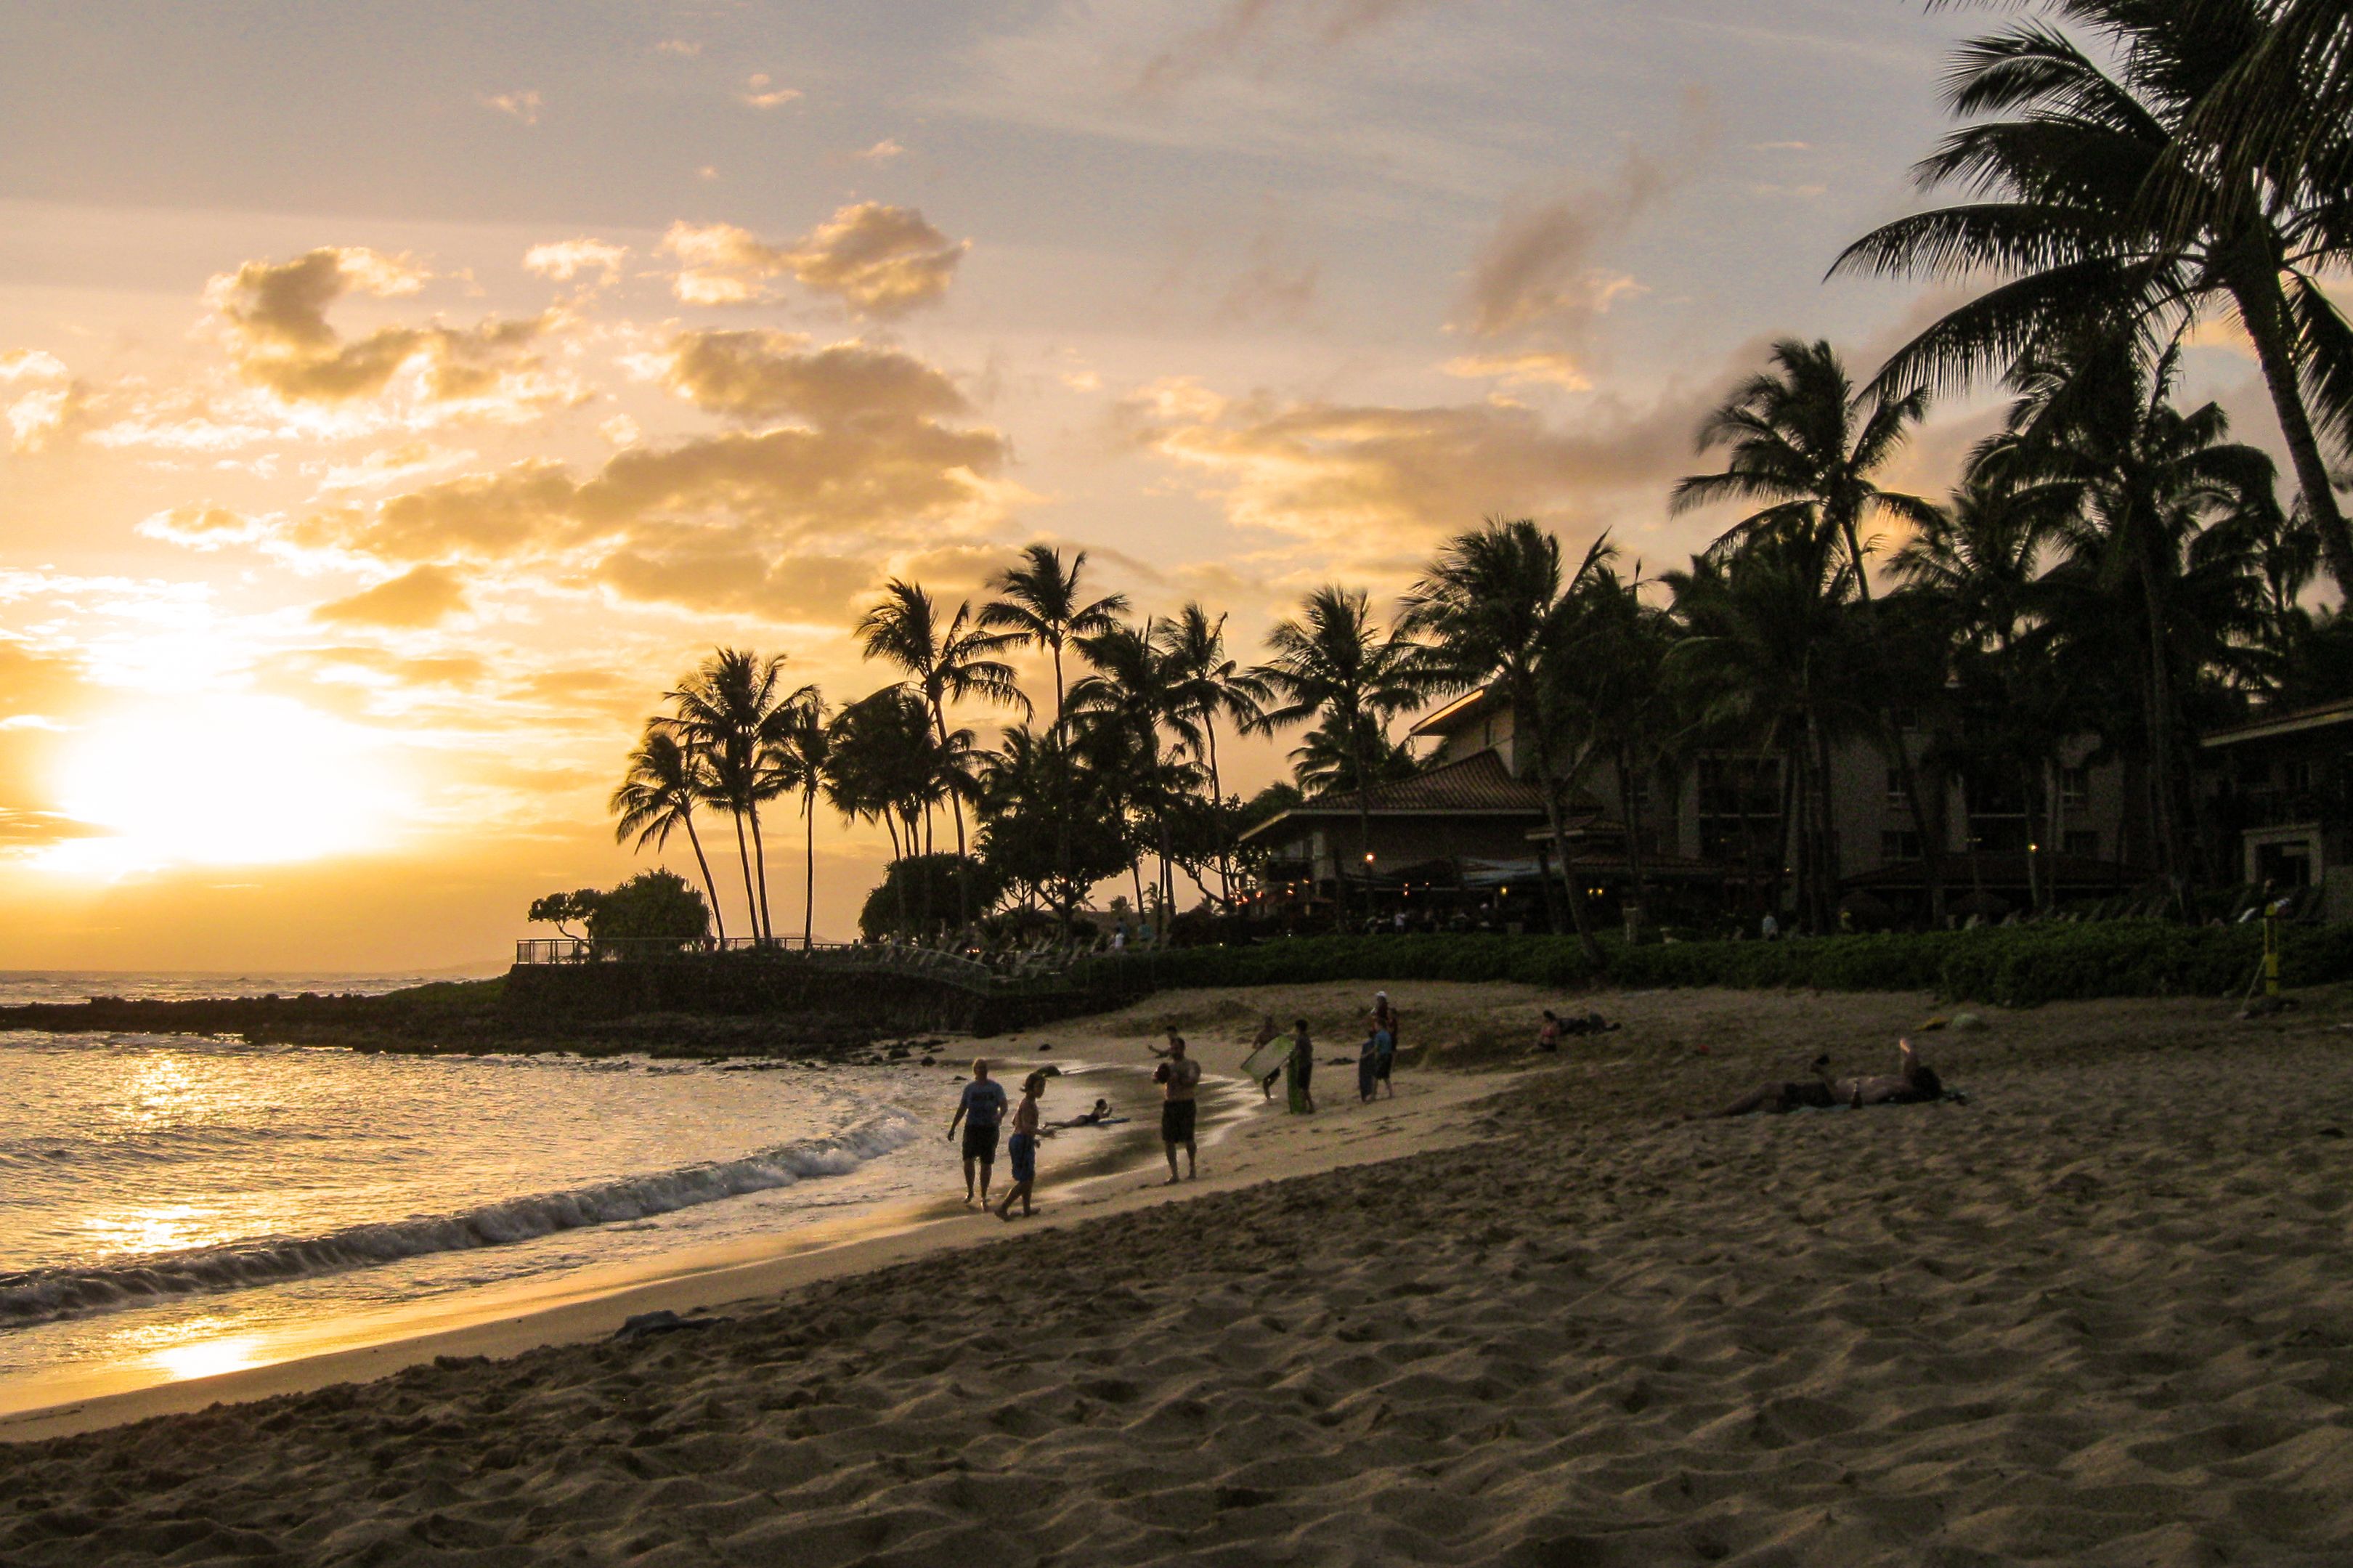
[
  {"xmin": 1373, "ymin": 1022, "xmax": 1396, "ymax": 1098},
  {"xmin": 1286, "ymin": 1019, "xmax": 1316, "ymax": 1114},
  {"xmin": 1356, "ymin": 1028, "xmax": 1381, "ymax": 1102},
  {"xmin": 994, "ymin": 1072, "xmax": 1046, "ymax": 1220}
]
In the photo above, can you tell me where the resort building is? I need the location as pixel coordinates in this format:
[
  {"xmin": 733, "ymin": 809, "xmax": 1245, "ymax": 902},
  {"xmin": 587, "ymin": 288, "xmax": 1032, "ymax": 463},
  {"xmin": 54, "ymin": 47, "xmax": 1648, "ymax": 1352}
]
[
  {"xmin": 1239, "ymin": 685, "xmax": 2151, "ymax": 928},
  {"xmin": 2200, "ymin": 699, "xmax": 2353, "ymax": 921}
]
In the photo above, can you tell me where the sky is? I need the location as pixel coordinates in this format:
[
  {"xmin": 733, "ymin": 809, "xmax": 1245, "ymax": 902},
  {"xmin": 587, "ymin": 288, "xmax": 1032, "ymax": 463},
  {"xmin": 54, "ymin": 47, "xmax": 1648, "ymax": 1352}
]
[{"xmin": 0, "ymin": 0, "xmax": 2296, "ymax": 970}]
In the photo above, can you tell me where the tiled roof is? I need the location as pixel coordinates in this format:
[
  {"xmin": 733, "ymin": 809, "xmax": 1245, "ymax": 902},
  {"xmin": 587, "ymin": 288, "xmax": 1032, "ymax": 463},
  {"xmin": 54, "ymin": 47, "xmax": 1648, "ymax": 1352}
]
[{"xmin": 1290, "ymin": 750, "xmax": 1549, "ymax": 816}]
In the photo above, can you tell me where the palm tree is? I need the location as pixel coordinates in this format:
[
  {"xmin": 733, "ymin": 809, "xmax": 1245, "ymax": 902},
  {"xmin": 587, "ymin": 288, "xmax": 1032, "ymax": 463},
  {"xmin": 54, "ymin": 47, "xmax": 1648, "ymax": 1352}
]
[
  {"xmin": 824, "ymin": 686, "xmax": 945, "ymax": 938},
  {"xmin": 1833, "ymin": 0, "xmax": 2353, "ymax": 594},
  {"xmin": 1400, "ymin": 519, "xmax": 1618, "ymax": 960},
  {"xmin": 1972, "ymin": 333, "xmax": 2277, "ymax": 890},
  {"xmin": 609, "ymin": 726, "xmax": 727, "ymax": 943},
  {"xmin": 1153, "ymin": 603, "xmax": 1268, "ymax": 909},
  {"xmin": 1252, "ymin": 587, "xmax": 1430, "ymax": 926},
  {"xmin": 1071, "ymin": 620, "xmax": 1195, "ymax": 927},
  {"xmin": 664, "ymin": 649, "xmax": 794, "ymax": 941},
  {"xmin": 763, "ymin": 689, "xmax": 831, "ymax": 947},
  {"xmin": 857, "ymin": 580, "xmax": 1027, "ymax": 930},
  {"xmin": 1671, "ymin": 339, "xmax": 1952, "ymax": 922},
  {"xmin": 1287, "ymin": 711, "xmax": 1417, "ymax": 795},
  {"xmin": 981, "ymin": 546, "xmax": 1130, "ymax": 917}
]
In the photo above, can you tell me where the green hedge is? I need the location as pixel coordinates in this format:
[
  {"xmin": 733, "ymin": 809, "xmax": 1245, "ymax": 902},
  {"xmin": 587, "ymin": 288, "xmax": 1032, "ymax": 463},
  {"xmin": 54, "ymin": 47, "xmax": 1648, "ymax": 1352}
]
[{"xmin": 1067, "ymin": 920, "xmax": 2353, "ymax": 1007}]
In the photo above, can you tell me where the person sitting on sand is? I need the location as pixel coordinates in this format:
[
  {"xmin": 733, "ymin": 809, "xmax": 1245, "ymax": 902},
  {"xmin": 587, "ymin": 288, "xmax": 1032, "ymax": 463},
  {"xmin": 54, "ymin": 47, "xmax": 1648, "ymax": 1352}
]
[
  {"xmin": 1156, "ymin": 1035, "xmax": 1201, "ymax": 1184},
  {"xmin": 946, "ymin": 1059, "xmax": 1009, "ymax": 1206},
  {"xmin": 1248, "ymin": 1015, "xmax": 1282, "ymax": 1100},
  {"xmin": 1709, "ymin": 1039, "xmax": 1943, "ymax": 1118},
  {"xmin": 1285, "ymin": 1018, "xmax": 1316, "ymax": 1115},
  {"xmin": 994, "ymin": 1072, "xmax": 1047, "ymax": 1221},
  {"xmin": 1536, "ymin": 1010, "xmax": 1562, "ymax": 1052}
]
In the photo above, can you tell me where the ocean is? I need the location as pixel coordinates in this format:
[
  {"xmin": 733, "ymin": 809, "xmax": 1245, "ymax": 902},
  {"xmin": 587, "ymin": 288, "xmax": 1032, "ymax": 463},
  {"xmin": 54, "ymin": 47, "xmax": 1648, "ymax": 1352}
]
[{"xmin": 0, "ymin": 970, "xmax": 963, "ymax": 1413}]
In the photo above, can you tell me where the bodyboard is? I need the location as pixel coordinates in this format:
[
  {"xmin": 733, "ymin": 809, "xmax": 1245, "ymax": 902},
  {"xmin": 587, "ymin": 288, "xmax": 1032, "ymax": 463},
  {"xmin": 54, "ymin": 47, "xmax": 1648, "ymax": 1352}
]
[{"xmin": 1240, "ymin": 1041, "xmax": 1289, "ymax": 1083}]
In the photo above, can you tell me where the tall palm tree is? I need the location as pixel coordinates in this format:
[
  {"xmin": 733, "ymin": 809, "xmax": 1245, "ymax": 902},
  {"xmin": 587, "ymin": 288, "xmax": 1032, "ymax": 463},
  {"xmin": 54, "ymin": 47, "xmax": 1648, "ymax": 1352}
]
[
  {"xmin": 1153, "ymin": 603, "xmax": 1268, "ymax": 909},
  {"xmin": 664, "ymin": 649, "xmax": 794, "ymax": 942},
  {"xmin": 763, "ymin": 689, "xmax": 832, "ymax": 947},
  {"xmin": 1973, "ymin": 333, "xmax": 2277, "ymax": 888},
  {"xmin": 1071, "ymin": 620, "xmax": 1195, "ymax": 927},
  {"xmin": 824, "ymin": 686, "xmax": 945, "ymax": 938},
  {"xmin": 1671, "ymin": 339, "xmax": 1952, "ymax": 922},
  {"xmin": 857, "ymin": 580, "xmax": 1028, "ymax": 930},
  {"xmin": 609, "ymin": 726, "xmax": 726, "ymax": 943},
  {"xmin": 1251, "ymin": 587, "xmax": 1430, "ymax": 926},
  {"xmin": 1833, "ymin": 0, "xmax": 2353, "ymax": 594},
  {"xmin": 980, "ymin": 546, "xmax": 1130, "ymax": 917},
  {"xmin": 1400, "ymin": 519, "xmax": 1617, "ymax": 960}
]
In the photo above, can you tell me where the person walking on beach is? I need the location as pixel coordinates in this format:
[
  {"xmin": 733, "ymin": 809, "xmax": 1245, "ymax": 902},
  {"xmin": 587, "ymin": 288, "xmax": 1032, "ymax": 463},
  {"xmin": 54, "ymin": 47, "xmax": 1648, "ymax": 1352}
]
[
  {"xmin": 1285, "ymin": 1018, "xmax": 1316, "ymax": 1114},
  {"xmin": 947, "ymin": 1058, "xmax": 1009, "ymax": 1208},
  {"xmin": 1370, "ymin": 992, "xmax": 1399, "ymax": 1100},
  {"xmin": 1248, "ymin": 1014, "xmax": 1281, "ymax": 1100},
  {"xmin": 994, "ymin": 1071, "xmax": 1046, "ymax": 1221},
  {"xmin": 1156, "ymin": 1033, "xmax": 1201, "ymax": 1183},
  {"xmin": 1357, "ymin": 1026, "xmax": 1379, "ymax": 1102}
]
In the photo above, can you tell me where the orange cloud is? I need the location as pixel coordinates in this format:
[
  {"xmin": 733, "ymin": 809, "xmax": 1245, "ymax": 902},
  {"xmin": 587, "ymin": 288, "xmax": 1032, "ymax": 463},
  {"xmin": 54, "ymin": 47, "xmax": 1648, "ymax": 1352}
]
[
  {"xmin": 136, "ymin": 503, "xmax": 275, "ymax": 551},
  {"xmin": 661, "ymin": 203, "xmax": 967, "ymax": 317},
  {"xmin": 522, "ymin": 238, "xmax": 627, "ymax": 288},
  {"xmin": 662, "ymin": 330, "xmax": 969, "ymax": 424},
  {"xmin": 312, "ymin": 564, "xmax": 471, "ymax": 628},
  {"xmin": 206, "ymin": 248, "xmax": 552, "ymax": 406}
]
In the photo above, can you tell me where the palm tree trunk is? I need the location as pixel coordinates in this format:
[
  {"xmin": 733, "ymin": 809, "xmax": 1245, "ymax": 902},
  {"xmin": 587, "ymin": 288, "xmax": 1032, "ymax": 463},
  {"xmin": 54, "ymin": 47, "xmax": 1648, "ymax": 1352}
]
[
  {"xmin": 1346, "ymin": 713, "xmax": 1372, "ymax": 931},
  {"xmin": 1615, "ymin": 744, "xmax": 1649, "ymax": 941},
  {"xmin": 2134, "ymin": 544, "xmax": 2185, "ymax": 896},
  {"xmin": 1204, "ymin": 715, "xmax": 1232, "ymax": 911},
  {"xmin": 681, "ymin": 810, "xmax": 726, "ymax": 944},
  {"xmin": 731, "ymin": 811, "xmax": 757, "ymax": 945},
  {"xmin": 1842, "ymin": 518, "xmax": 1946, "ymax": 925},
  {"xmin": 748, "ymin": 803, "xmax": 773, "ymax": 943},
  {"xmin": 2022, "ymin": 760, "xmax": 2044, "ymax": 915},
  {"xmin": 1776, "ymin": 739, "xmax": 1802, "ymax": 927},
  {"xmin": 883, "ymin": 811, "xmax": 908, "ymax": 938},
  {"xmin": 2231, "ymin": 261, "xmax": 2353, "ymax": 596},
  {"xmin": 802, "ymin": 789, "xmax": 817, "ymax": 947},
  {"xmin": 1052, "ymin": 643, "xmax": 1071, "ymax": 925},
  {"xmin": 1540, "ymin": 781, "xmax": 1606, "ymax": 967},
  {"xmin": 1808, "ymin": 709, "xmax": 1837, "ymax": 933},
  {"xmin": 933, "ymin": 711, "xmax": 972, "ymax": 931}
]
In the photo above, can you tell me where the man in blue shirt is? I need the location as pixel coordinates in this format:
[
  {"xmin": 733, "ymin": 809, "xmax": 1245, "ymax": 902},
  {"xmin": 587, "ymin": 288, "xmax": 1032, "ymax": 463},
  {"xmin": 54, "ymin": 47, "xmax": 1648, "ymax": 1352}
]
[{"xmin": 947, "ymin": 1057, "xmax": 1009, "ymax": 1207}]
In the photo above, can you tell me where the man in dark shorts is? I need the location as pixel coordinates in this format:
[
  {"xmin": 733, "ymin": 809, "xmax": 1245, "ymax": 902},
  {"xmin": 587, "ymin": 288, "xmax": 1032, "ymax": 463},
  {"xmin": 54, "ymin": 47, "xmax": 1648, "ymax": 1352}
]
[
  {"xmin": 1156, "ymin": 1033, "xmax": 1201, "ymax": 1185},
  {"xmin": 947, "ymin": 1057, "xmax": 1009, "ymax": 1206}
]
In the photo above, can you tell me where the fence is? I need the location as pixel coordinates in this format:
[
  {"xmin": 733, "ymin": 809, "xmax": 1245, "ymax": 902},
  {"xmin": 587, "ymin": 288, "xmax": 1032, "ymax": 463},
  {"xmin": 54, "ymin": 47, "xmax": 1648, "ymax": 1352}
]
[{"xmin": 513, "ymin": 936, "xmax": 1004, "ymax": 993}]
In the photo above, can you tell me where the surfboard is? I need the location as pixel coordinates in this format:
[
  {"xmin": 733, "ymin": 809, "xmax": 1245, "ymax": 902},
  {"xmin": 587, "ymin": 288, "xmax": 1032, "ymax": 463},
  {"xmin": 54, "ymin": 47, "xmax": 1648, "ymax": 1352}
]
[{"xmin": 1240, "ymin": 1040, "xmax": 1290, "ymax": 1084}]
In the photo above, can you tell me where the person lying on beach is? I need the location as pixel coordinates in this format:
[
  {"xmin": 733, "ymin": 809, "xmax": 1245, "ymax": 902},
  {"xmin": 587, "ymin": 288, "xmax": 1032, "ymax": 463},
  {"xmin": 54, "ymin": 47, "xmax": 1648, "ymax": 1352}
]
[
  {"xmin": 1708, "ymin": 1039, "xmax": 1944, "ymax": 1118},
  {"xmin": 994, "ymin": 1072, "xmax": 1046, "ymax": 1221},
  {"xmin": 1048, "ymin": 1097, "xmax": 1126, "ymax": 1130}
]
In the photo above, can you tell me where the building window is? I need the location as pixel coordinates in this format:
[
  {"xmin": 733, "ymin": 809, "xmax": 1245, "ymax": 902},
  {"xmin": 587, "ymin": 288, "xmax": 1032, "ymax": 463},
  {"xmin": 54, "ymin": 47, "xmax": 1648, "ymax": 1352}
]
[
  {"xmin": 1879, "ymin": 829, "xmax": 1922, "ymax": 862},
  {"xmin": 2060, "ymin": 766, "xmax": 2090, "ymax": 809},
  {"xmin": 2063, "ymin": 829, "xmax": 2098, "ymax": 858},
  {"xmin": 1884, "ymin": 768, "xmax": 1909, "ymax": 806}
]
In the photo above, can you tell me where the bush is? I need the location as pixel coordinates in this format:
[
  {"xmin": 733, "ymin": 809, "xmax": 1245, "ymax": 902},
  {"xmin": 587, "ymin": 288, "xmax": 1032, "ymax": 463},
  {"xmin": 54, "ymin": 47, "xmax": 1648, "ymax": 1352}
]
[
  {"xmin": 1064, "ymin": 919, "xmax": 2353, "ymax": 1007},
  {"xmin": 586, "ymin": 870, "xmax": 710, "ymax": 944}
]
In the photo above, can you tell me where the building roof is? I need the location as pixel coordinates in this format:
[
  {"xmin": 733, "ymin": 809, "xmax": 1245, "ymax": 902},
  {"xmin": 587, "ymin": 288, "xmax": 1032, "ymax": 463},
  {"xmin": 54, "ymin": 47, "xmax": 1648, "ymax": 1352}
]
[
  {"xmin": 1238, "ymin": 750, "xmax": 1548, "ymax": 844},
  {"xmin": 2200, "ymin": 698, "xmax": 2353, "ymax": 748},
  {"xmin": 1406, "ymin": 685, "xmax": 1503, "ymax": 739}
]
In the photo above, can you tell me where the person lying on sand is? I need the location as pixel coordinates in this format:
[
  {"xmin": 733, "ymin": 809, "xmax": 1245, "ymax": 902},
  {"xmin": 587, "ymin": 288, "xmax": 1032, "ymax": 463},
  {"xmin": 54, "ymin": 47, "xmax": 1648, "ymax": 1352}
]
[
  {"xmin": 1048, "ymin": 1098, "xmax": 1125, "ymax": 1130},
  {"xmin": 1709, "ymin": 1039, "xmax": 1944, "ymax": 1118}
]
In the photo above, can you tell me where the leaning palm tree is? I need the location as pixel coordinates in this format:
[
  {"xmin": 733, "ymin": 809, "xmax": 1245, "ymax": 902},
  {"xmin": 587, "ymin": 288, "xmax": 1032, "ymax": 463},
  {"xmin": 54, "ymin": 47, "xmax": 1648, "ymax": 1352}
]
[
  {"xmin": 1833, "ymin": 0, "xmax": 2353, "ymax": 594},
  {"xmin": 1153, "ymin": 603, "xmax": 1268, "ymax": 909},
  {"xmin": 857, "ymin": 580, "xmax": 1028, "ymax": 930},
  {"xmin": 664, "ymin": 649, "xmax": 794, "ymax": 941},
  {"xmin": 1399, "ymin": 519, "xmax": 1616, "ymax": 960},
  {"xmin": 609, "ymin": 726, "xmax": 726, "ymax": 943},
  {"xmin": 1251, "ymin": 587, "xmax": 1430, "ymax": 925},
  {"xmin": 1671, "ymin": 339, "xmax": 1951, "ymax": 921},
  {"xmin": 763, "ymin": 689, "xmax": 832, "ymax": 947}
]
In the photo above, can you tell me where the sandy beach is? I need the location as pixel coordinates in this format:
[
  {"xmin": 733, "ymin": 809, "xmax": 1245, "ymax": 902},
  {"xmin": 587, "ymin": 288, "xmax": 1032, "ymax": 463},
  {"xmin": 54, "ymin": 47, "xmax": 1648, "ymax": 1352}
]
[{"xmin": 5, "ymin": 980, "xmax": 2352, "ymax": 1564}]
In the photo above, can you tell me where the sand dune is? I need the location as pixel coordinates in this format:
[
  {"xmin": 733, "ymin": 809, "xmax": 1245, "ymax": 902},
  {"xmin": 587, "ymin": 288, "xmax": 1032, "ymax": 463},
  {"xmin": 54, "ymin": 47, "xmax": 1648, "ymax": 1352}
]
[{"xmin": 4, "ymin": 984, "xmax": 2352, "ymax": 1564}]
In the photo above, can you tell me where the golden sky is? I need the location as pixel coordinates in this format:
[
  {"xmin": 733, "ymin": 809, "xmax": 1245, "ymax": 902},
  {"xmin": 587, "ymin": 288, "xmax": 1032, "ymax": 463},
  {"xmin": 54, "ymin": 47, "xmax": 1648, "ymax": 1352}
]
[{"xmin": 0, "ymin": 1, "xmax": 2288, "ymax": 970}]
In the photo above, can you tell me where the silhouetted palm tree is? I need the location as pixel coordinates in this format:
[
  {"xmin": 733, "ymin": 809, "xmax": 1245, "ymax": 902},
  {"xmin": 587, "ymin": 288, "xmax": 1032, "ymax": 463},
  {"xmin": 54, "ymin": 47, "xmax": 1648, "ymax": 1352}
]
[
  {"xmin": 1072, "ymin": 620, "xmax": 1198, "ymax": 925},
  {"xmin": 1154, "ymin": 602, "xmax": 1268, "ymax": 909},
  {"xmin": 665, "ymin": 649, "xmax": 794, "ymax": 941},
  {"xmin": 1834, "ymin": 0, "xmax": 2353, "ymax": 592},
  {"xmin": 764, "ymin": 689, "xmax": 832, "ymax": 947},
  {"xmin": 609, "ymin": 726, "xmax": 726, "ymax": 943},
  {"xmin": 1673, "ymin": 339, "xmax": 1951, "ymax": 919},
  {"xmin": 858, "ymin": 580, "xmax": 1026, "ymax": 930},
  {"xmin": 1252, "ymin": 587, "xmax": 1429, "ymax": 925}
]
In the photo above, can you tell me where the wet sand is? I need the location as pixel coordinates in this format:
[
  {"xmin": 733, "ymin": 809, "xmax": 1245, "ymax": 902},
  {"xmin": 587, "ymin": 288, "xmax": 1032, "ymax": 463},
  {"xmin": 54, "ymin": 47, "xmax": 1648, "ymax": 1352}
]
[{"xmin": 4, "ymin": 983, "xmax": 2352, "ymax": 1565}]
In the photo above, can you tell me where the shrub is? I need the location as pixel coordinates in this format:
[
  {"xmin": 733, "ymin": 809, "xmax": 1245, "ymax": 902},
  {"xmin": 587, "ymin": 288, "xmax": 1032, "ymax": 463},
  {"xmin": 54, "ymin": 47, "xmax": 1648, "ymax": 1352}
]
[{"xmin": 1063, "ymin": 920, "xmax": 2353, "ymax": 1007}]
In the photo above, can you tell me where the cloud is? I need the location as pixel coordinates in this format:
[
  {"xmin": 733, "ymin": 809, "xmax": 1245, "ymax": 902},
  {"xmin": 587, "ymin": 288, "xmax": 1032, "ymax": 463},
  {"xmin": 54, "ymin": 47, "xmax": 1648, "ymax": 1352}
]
[
  {"xmin": 661, "ymin": 330, "xmax": 969, "ymax": 424},
  {"xmin": 739, "ymin": 73, "xmax": 801, "ymax": 109},
  {"xmin": 312, "ymin": 564, "xmax": 471, "ymax": 628},
  {"xmin": 1118, "ymin": 375, "xmax": 1710, "ymax": 558},
  {"xmin": 481, "ymin": 90, "xmax": 542, "ymax": 125},
  {"xmin": 656, "ymin": 38, "xmax": 701, "ymax": 56},
  {"xmin": 136, "ymin": 503, "xmax": 275, "ymax": 551},
  {"xmin": 1214, "ymin": 229, "xmax": 1320, "ymax": 326},
  {"xmin": 854, "ymin": 139, "xmax": 907, "ymax": 161},
  {"xmin": 0, "ymin": 349, "xmax": 68, "ymax": 383},
  {"xmin": 206, "ymin": 248, "xmax": 556, "ymax": 409},
  {"xmin": 1440, "ymin": 351, "xmax": 1591, "ymax": 391},
  {"xmin": 1139, "ymin": 0, "xmax": 1439, "ymax": 92},
  {"xmin": 661, "ymin": 204, "xmax": 967, "ymax": 317},
  {"xmin": 522, "ymin": 238, "xmax": 627, "ymax": 288},
  {"xmin": 281, "ymin": 336, "xmax": 1019, "ymax": 620},
  {"xmin": 1450, "ymin": 103, "xmax": 1714, "ymax": 383}
]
